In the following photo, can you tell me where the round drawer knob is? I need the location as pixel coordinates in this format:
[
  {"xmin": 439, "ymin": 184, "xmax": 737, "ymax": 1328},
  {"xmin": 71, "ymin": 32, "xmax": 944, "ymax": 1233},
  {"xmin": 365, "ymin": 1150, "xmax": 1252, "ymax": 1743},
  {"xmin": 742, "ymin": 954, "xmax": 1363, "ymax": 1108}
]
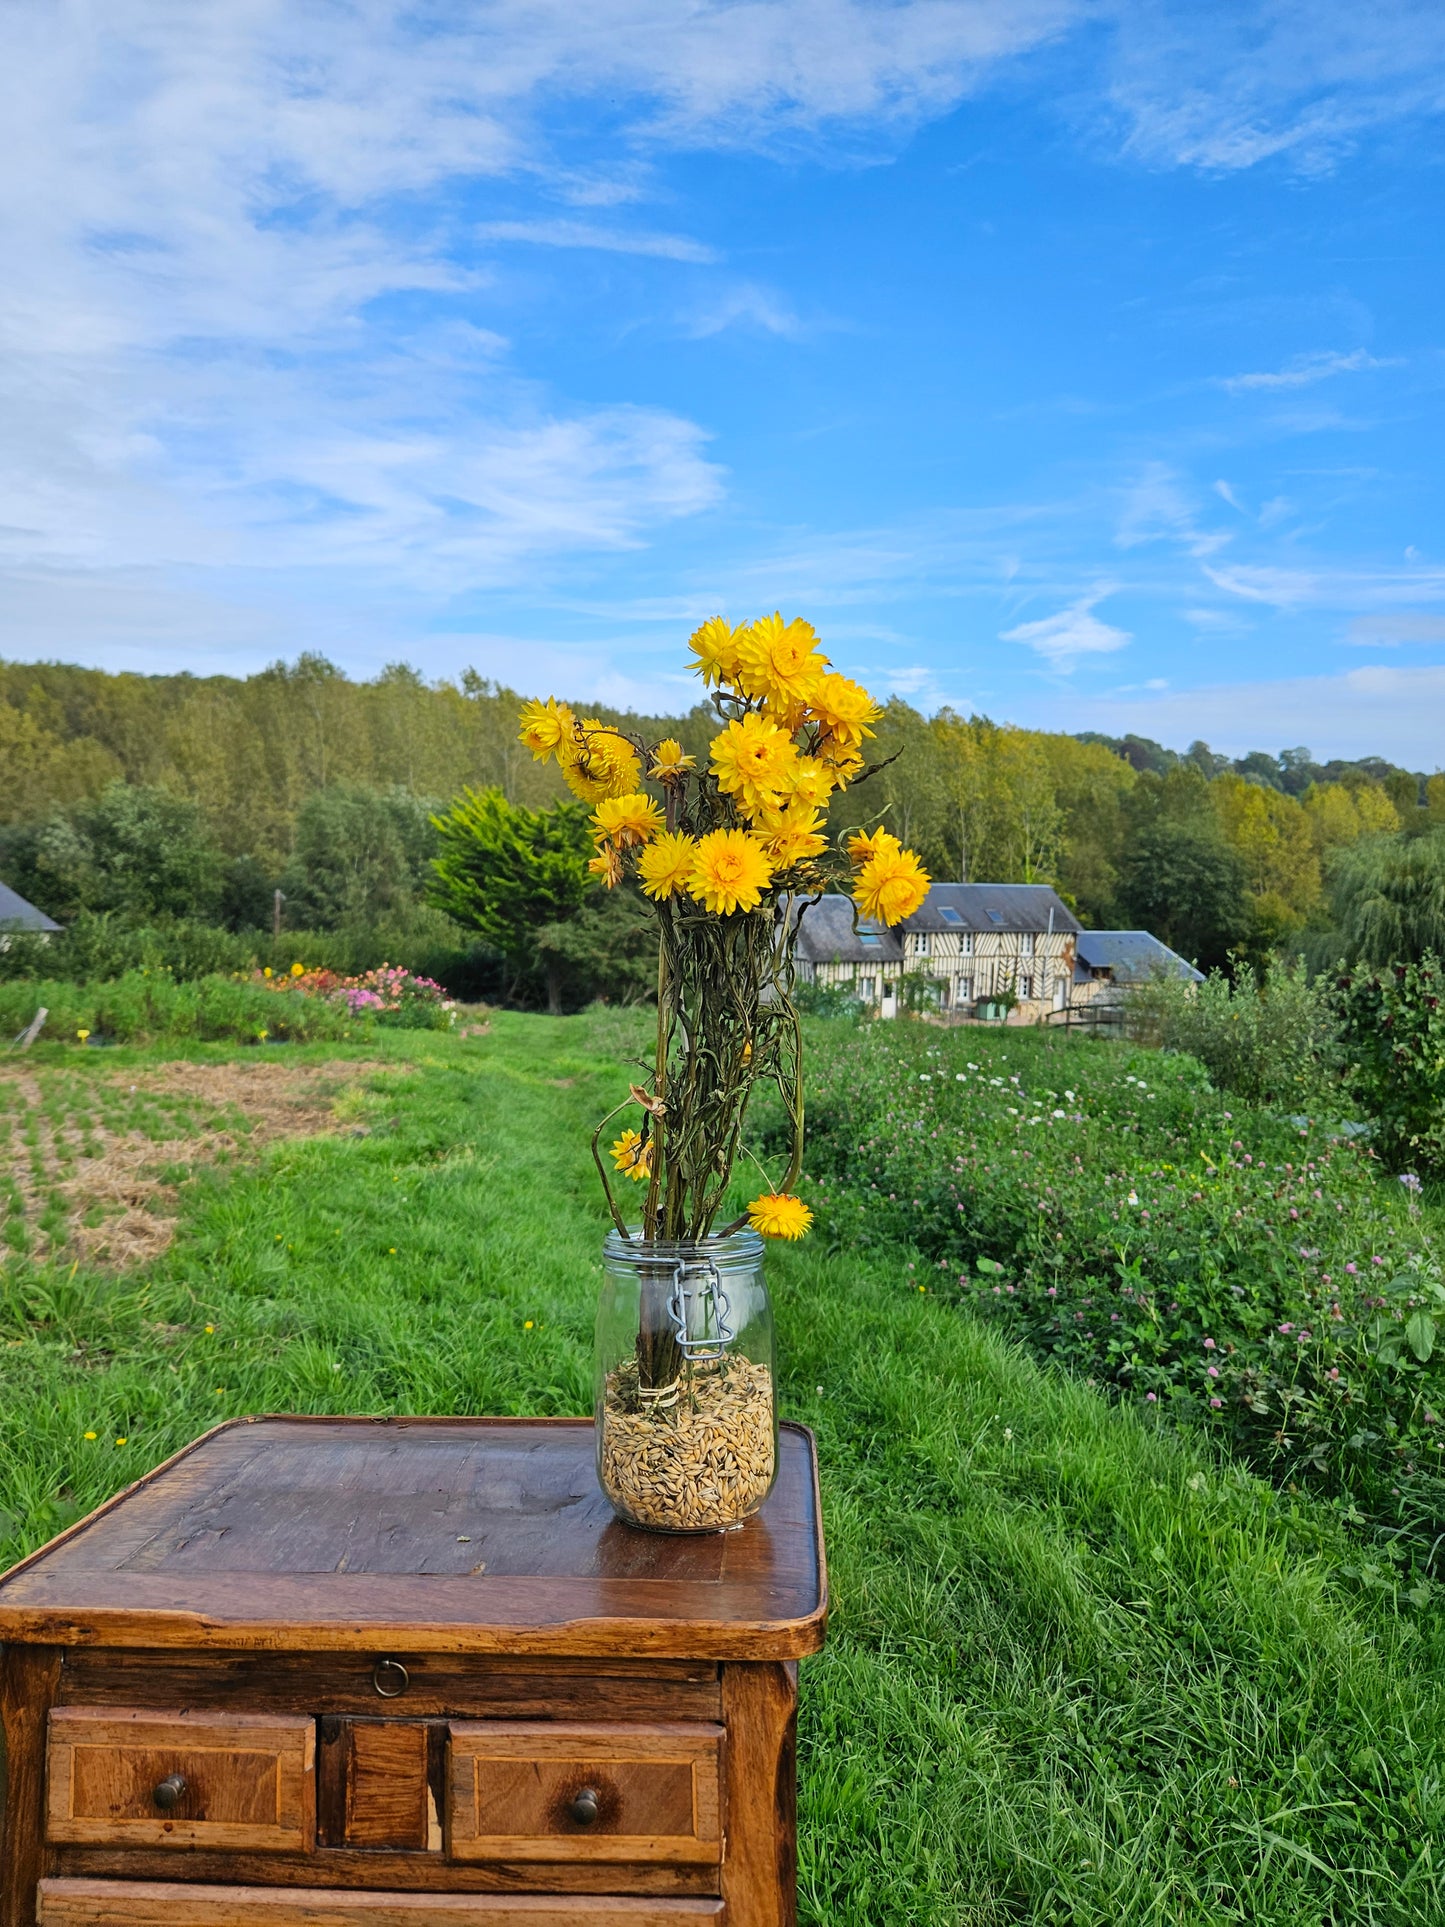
[
  {"xmin": 372, "ymin": 1658, "xmax": 409, "ymax": 1698},
  {"xmin": 569, "ymin": 1787, "xmax": 600, "ymax": 1826},
  {"xmin": 152, "ymin": 1774, "xmax": 187, "ymax": 1811}
]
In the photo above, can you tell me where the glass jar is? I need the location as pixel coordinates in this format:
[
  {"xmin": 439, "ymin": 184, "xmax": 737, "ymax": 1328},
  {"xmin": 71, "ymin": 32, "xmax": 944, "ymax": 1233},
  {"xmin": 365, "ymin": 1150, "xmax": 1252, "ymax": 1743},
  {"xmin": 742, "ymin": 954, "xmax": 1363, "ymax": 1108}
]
[{"xmin": 595, "ymin": 1228, "xmax": 777, "ymax": 1533}]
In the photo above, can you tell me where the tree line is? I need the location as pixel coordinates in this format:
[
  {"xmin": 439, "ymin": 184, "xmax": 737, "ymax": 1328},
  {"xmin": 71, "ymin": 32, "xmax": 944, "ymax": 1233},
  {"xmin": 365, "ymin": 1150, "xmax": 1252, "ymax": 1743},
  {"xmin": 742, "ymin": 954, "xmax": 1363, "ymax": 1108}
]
[{"xmin": 3, "ymin": 654, "xmax": 1443, "ymax": 988}]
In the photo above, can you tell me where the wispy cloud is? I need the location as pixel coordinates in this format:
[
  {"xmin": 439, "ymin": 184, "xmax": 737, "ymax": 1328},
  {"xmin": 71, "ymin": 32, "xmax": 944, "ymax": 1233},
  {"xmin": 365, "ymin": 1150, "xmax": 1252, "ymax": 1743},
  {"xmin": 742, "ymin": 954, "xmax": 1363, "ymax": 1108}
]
[
  {"xmin": 0, "ymin": 0, "xmax": 1086, "ymax": 653},
  {"xmin": 1204, "ymin": 560, "xmax": 1445, "ymax": 610},
  {"xmin": 1002, "ymin": 595, "xmax": 1132, "ymax": 669},
  {"xmin": 1219, "ymin": 348, "xmax": 1397, "ymax": 393},
  {"xmin": 1100, "ymin": 0, "xmax": 1445, "ymax": 174},
  {"xmin": 474, "ymin": 220, "xmax": 717, "ymax": 263},
  {"xmin": 685, "ymin": 283, "xmax": 809, "ymax": 339}
]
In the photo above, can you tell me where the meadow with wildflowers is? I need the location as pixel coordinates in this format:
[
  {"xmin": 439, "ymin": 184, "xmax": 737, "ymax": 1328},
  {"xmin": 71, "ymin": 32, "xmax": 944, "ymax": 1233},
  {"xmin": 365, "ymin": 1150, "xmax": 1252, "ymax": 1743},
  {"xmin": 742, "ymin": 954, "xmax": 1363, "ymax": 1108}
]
[
  {"xmin": 785, "ymin": 1019, "xmax": 1445, "ymax": 1565},
  {"xmin": 1, "ymin": 1011, "xmax": 1443, "ymax": 1921}
]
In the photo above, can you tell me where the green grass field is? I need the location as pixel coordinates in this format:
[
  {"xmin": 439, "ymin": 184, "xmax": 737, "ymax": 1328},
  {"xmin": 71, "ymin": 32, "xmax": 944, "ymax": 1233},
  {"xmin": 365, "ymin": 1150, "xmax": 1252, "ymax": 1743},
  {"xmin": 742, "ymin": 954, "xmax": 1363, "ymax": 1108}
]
[{"xmin": 3, "ymin": 1012, "xmax": 1444, "ymax": 1924}]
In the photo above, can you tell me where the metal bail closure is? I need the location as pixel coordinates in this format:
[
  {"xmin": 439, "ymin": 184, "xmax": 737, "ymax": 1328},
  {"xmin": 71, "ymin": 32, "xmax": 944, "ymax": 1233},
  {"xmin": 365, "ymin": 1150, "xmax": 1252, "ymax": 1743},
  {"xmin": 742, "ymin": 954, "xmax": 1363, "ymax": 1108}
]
[{"xmin": 667, "ymin": 1256, "xmax": 735, "ymax": 1363}]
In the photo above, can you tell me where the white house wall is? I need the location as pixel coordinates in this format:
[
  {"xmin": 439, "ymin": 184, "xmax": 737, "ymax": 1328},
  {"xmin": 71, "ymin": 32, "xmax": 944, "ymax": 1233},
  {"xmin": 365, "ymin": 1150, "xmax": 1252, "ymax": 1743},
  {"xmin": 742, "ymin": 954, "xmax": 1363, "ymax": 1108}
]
[{"xmin": 805, "ymin": 932, "xmax": 1078, "ymax": 1022}]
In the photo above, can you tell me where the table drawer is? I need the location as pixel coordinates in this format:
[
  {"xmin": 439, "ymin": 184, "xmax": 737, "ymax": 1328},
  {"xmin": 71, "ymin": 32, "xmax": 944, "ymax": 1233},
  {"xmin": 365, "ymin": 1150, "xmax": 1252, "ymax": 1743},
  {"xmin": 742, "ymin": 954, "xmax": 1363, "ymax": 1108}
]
[
  {"xmin": 36, "ymin": 1881, "xmax": 723, "ymax": 1924},
  {"xmin": 448, "ymin": 1722, "xmax": 722, "ymax": 1866},
  {"xmin": 46, "ymin": 1707, "xmax": 315, "ymax": 1851}
]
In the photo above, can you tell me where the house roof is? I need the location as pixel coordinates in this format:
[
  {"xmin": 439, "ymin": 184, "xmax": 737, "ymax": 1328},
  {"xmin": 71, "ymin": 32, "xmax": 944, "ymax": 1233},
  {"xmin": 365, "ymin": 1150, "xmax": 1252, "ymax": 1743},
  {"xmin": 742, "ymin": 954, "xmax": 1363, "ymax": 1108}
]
[
  {"xmin": 0, "ymin": 880, "xmax": 60, "ymax": 933},
  {"xmin": 899, "ymin": 882, "xmax": 1083, "ymax": 936},
  {"xmin": 1074, "ymin": 930, "xmax": 1204, "ymax": 984},
  {"xmin": 792, "ymin": 894, "xmax": 903, "ymax": 964}
]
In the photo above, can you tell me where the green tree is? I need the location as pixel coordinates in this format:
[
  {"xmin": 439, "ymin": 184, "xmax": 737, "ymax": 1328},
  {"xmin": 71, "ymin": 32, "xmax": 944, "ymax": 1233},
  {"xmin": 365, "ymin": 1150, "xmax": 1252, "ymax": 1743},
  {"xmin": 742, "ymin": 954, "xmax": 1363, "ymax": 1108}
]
[
  {"xmin": 12, "ymin": 783, "xmax": 223, "ymax": 922},
  {"xmin": 1329, "ymin": 829, "xmax": 1445, "ymax": 967},
  {"xmin": 534, "ymin": 885, "xmax": 658, "ymax": 1008},
  {"xmin": 0, "ymin": 699, "xmax": 120, "ymax": 826},
  {"xmin": 428, "ymin": 788, "xmax": 594, "ymax": 1012},
  {"xmin": 282, "ymin": 785, "xmax": 437, "ymax": 931},
  {"xmin": 1118, "ymin": 772, "xmax": 1250, "ymax": 969}
]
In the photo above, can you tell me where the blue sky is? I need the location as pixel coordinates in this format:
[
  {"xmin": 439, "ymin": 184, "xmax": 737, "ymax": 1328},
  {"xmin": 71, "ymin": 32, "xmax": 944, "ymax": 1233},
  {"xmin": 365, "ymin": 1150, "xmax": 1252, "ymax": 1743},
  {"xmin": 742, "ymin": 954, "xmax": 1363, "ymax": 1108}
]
[{"xmin": 3, "ymin": 2, "xmax": 1444, "ymax": 762}]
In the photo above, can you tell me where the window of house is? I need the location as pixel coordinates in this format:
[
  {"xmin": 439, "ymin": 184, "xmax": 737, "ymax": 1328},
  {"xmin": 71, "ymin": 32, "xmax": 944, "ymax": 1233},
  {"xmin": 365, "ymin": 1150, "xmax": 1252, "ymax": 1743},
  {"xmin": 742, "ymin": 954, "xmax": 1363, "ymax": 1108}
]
[
  {"xmin": 961, "ymin": 931, "xmax": 974, "ymax": 955},
  {"xmin": 859, "ymin": 976, "xmax": 876, "ymax": 1001},
  {"xmin": 1021, "ymin": 931, "xmax": 1037, "ymax": 956},
  {"xmin": 859, "ymin": 932, "xmax": 881, "ymax": 946},
  {"xmin": 1020, "ymin": 974, "xmax": 1035, "ymax": 1001},
  {"xmin": 986, "ymin": 909, "xmax": 1004, "ymax": 926},
  {"xmin": 914, "ymin": 932, "xmax": 930, "ymax": 956},
  {"xmin": 958, "ymin": 976, "xmax": 973, "ymax": 1002},
  {"xmin": 939, "ymin": 906, "xmax": 963, "ymax": 925}
]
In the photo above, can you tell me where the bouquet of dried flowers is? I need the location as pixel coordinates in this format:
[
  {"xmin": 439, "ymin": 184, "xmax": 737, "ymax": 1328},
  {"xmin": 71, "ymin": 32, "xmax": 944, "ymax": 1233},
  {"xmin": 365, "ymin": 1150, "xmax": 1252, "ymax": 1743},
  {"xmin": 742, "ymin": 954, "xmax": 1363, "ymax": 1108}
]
[
  {"xmin": 520, "ymin": 612, "xmax": 928, "ymax": 1244},
  {"xmin": 521, "ymin": 614, "xmax": 928, "ymax": 1529}
]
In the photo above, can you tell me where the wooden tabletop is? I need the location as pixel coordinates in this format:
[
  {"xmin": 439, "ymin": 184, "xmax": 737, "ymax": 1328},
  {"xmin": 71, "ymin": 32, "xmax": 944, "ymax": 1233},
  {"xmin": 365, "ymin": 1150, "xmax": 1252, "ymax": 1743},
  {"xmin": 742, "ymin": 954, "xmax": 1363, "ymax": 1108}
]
[{"xmin": 0, "ymin": 1417, "xmax": 827, "ymax": 1659}]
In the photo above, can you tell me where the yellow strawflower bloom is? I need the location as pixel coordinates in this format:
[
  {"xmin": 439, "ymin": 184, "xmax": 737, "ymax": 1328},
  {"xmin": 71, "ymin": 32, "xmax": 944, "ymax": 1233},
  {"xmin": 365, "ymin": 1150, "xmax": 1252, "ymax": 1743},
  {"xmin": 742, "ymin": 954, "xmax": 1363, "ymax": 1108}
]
[
  {"xmin": 846, "ymin": 825, "xmax": 902, "ymax": 868},
  {"xmin": 735, "ymin": 612, "xmax": 827, "ymax": 713},
  {"xmin": 518, "ymin": 695, "xmax": 574, "ymax": 762},
  {"xmin": 559, "ymin": 719, "xmax": 641, "ymax": 803},
  {"xmin": 747, "ymin": 1192, "xmax": 813, "ymax": 1239},
  {"xmin": 290, "ymin": 961, "xmax": 304, "ymax": 977},
  {"xmin": 611, "ymin": 1128, "xmax": 652, "ymax": 1182},
  {"xmin": 591, "ymin": 792, "xmax": 664, "ymax": 849},
  {"xmin": 776, "ymin": 755, "xmax": 836, "ymax": 812},
  {"xmin": 687, "ymin": 614, "xmax": 746, "ymax": 686},
  {"xmin": 650, "ymin": 738, "xmax": 696, "ymax": 781},
  {"xmin": 810, "ymin": 670, "xmax": 881, "ymax": 747},
  {"xmin": 710, "ymin": 711, "xmax": 797, "ymax": 817},
  {"xmin": 638, "ymin": 830, "xmax": 697, "ymax": 900},
  {"xmin": 816, "ymin": 739, "xmax": 865, "ymax": 785},
  {"xmin": 756, "ymin": 809, "xmax": 828, "ymax": 867},
  {"xmin": 588, "ymin": 846, "xmax": 624, "ymax": 888},
  {"xmin": 853, "ymin": 844, "xmax": 930, "ymax": 925},
  {"xmin": 688, "ymin": 828, "xmax": 774, "ymax": 915}
]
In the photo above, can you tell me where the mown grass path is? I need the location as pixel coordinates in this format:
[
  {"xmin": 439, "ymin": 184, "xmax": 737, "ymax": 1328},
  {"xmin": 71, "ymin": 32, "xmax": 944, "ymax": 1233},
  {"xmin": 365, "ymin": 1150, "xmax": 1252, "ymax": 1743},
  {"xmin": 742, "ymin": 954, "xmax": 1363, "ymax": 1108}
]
[{"xmin": 2, "ymin": 1013, "xmax": 1443, "ymax": 1924}]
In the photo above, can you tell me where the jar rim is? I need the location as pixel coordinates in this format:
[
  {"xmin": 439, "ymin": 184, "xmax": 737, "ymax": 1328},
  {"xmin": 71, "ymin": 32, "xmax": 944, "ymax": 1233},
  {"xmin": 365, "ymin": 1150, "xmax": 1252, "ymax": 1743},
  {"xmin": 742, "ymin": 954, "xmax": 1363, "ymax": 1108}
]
[{"xmin": 604, "ymin": 1226, "xmax": 765, "ymax": 1262}]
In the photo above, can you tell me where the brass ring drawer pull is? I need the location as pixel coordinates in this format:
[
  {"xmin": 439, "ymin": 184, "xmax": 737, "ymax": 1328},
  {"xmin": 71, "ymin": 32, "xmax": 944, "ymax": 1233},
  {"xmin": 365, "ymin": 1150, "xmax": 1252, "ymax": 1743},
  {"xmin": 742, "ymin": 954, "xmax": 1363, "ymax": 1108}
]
[
  {"xmin": 372, "ymin": 1658, "xmax": 409, "ymax": 1698},
  {"xmin": 568, "ymin": 1787, "xmax": 600, "ymax": 1825},
  {"xmin": 152, "ymin": 1774, "xmax": 187, "ymax": 1811}
]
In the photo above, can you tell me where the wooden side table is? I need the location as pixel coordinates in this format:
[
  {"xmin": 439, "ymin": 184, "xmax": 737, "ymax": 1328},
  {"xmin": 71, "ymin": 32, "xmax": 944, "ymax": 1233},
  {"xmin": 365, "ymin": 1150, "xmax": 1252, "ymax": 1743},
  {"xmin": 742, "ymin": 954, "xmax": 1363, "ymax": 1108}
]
[{"xmin": 0, "ymin": 1416, "xmax": 826, "ymax": 1926}]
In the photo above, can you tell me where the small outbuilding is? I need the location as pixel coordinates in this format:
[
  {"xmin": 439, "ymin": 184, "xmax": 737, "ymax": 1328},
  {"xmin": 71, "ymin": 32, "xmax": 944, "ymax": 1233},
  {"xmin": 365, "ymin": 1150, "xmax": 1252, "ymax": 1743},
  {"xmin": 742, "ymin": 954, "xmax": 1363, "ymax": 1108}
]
[
  {"xmin": 0, "ymin": 880, "xmax": 61, "ymax": 939},
  {"xmin": 1072, "ymin": 929, "xmax": 1203, "ymax": 1007}
]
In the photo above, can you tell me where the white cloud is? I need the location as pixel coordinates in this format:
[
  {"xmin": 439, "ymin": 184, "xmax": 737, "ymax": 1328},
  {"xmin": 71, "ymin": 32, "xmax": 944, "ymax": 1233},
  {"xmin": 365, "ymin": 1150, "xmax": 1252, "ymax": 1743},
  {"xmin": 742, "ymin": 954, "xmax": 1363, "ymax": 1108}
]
[
  {"xmin": 1219, "ymin": 348, "xmax": 1397, "ymax": 393},
  {"xmin": 1115, "ymin": 463, "xmax": 1232, "ymax": 558},
  {"xmin": 474, "ymin": 220, "xmax": 717, "ymax": 263},
  {"xmin": 0, "ymin": 0, "xmax": 1087, "ymax": 655},
  {"xmin": 1101, "ymin": 0, "xmax": 1445, "ymax": 173},
  {"xmin": 1204, "ymin": 560, "xmax": 1445, "ymax": 610},
  {"xmin": 1002, "ymin": 596, "xmax": 1132, "ymax": 669},
  {"xmin": 1065, "ymin": 664, "xmax": 1445, "ymax": 766},
  {"xmin": 685, "ymin": 284, "xmax": 809, "ymax": 339}
]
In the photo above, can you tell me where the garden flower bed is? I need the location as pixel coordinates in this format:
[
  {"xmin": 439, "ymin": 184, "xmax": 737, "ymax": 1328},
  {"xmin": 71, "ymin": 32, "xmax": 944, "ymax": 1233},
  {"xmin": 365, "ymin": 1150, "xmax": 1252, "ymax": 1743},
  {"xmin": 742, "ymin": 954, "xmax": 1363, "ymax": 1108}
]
[{"xmin": 259, "ymin": 962, "xmax": 456, "ymax": 1028}]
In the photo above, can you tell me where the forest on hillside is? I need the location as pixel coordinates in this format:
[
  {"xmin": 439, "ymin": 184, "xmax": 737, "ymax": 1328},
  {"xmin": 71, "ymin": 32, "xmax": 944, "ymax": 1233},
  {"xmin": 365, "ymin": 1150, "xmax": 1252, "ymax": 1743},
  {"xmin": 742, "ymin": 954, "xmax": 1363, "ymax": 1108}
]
[{"xmin": 3, "ymin": 653, "xmax": 1443, "ymax": 986}]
